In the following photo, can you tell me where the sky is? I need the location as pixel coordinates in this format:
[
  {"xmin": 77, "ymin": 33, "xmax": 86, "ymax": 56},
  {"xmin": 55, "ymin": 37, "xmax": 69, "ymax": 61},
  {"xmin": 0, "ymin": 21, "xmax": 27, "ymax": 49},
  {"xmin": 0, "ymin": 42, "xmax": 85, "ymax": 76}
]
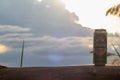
[
  {"xmin": 62, "ymin": 0, "xmax": 120, "ymax": 33},
  {"xmin": 0, "ymin": 0, "xmax": 119, "ymax": 67}
]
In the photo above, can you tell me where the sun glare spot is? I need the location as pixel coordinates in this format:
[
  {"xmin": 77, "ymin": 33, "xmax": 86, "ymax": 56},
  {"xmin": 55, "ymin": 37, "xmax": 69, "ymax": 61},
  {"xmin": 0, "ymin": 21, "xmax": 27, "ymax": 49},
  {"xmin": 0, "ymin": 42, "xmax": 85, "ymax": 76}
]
[
  {"xmin": 37, "ymin": 0, "xmax": 42, "ymax": 2},
  {"xmin": 0, "ymin": 44, "xmax": 10, "ymax": 54}
]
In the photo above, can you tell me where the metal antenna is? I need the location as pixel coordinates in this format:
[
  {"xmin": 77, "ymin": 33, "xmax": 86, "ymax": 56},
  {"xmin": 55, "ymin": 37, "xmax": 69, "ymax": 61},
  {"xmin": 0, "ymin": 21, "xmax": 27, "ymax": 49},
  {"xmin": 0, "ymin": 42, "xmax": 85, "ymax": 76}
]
[{"xmin": 20, "ymin": 40, "xmax": 24, "ymax": 68}]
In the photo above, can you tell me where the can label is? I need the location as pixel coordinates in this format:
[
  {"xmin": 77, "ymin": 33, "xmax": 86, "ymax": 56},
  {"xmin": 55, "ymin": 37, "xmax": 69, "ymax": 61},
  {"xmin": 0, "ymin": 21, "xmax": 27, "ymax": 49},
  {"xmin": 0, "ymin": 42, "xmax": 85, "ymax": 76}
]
[{"xmin": 94, "ymin": 48, "xmax": 107, "ymax": 63}]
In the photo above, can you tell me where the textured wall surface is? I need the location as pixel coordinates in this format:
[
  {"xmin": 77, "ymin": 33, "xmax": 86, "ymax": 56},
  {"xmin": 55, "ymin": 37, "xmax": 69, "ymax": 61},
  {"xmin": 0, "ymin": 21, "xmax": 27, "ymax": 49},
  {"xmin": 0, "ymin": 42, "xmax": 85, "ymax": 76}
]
[{"xmin": 0, "ymin": 66, "xmax": 120, "ymax": 80}]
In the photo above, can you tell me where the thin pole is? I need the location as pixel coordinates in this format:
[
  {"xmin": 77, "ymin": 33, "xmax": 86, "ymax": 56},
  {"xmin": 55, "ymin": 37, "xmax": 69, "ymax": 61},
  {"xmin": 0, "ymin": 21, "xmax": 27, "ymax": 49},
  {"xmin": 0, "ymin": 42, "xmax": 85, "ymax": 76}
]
[{"xmin": 20, "ymin": 40, "xmax": 24, "ymax": 68}]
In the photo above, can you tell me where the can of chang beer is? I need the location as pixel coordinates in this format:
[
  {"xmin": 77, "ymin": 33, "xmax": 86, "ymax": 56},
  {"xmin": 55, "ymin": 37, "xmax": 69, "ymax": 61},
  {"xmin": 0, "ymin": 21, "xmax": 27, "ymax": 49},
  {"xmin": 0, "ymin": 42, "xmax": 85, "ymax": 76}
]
[{"xmin": 93, "ymin": 29, "xmax": 107, "ymax": 66}]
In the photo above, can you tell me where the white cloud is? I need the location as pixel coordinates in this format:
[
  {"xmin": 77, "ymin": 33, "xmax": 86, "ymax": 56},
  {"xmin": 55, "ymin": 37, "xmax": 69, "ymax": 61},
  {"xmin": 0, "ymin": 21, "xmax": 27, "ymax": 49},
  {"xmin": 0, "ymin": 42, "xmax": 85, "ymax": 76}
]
[
  {"xmin": 0, "ymin": 25, "xmax": 31, "ymax": 32},
  {"xmin": 21, "ymin": 36, "xmax": 93, "ymax": 56}
]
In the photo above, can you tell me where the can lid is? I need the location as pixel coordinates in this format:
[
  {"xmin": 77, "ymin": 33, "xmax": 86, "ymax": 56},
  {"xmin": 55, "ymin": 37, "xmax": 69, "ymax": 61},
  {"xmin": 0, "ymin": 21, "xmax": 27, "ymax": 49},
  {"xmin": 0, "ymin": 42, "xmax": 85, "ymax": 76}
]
[
  {"xmin": 95, "ymin": 29, "xmax": 106, "ymax": 33},
  {"xmin": 95, "ymin": 29, "xmax": 106, "ymax": 31}
]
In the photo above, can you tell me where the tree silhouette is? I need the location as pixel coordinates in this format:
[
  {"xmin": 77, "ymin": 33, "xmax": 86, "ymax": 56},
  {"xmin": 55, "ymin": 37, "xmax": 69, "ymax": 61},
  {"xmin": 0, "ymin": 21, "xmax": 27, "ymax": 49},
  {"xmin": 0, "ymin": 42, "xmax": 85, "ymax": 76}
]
[{"xmin": 106, "ymin": 4, "xmax": 120, "ymax": 17}]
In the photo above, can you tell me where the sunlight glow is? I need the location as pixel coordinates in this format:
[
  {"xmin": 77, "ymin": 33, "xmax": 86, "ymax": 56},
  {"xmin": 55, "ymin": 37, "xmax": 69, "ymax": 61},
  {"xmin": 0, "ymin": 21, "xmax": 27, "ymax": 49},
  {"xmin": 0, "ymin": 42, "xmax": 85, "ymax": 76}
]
[
  {"xmin": 37, "ymin": 0, "xmax": 42, "ymax": 2},
  {"xmin": 0, "ymin": 44, "xmax": 10, "ymax": 54},
  {"xmin": 61, "ymin": 0, "xmax": 120, "ymax": 33},
  {"xmin": 106, "ymin": 15, "xmax": 120, "ymax": 33}
]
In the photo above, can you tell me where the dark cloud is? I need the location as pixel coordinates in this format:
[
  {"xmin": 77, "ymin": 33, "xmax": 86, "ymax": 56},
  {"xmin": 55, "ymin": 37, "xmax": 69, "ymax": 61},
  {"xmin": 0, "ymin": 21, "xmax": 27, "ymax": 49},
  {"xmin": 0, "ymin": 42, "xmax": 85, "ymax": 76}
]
[{"xmin": 0, "ymin": 0, "xmax": 93, "ymax": 37}]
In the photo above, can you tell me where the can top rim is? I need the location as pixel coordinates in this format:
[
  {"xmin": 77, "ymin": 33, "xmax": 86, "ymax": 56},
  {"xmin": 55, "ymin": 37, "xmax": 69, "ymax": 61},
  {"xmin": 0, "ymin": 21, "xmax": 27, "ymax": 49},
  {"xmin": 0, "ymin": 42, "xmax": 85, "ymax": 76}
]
[{"xmin": 95, "ymin": 29, "xmax": 106, "ymax": 31}]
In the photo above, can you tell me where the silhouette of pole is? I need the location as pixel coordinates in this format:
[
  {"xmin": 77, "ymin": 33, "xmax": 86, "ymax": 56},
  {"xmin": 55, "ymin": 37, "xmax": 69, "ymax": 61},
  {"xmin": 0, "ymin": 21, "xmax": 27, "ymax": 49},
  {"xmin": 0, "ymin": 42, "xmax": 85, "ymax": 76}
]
[{"xmin": 20, "ymin": 40, "xmax": 24, "ymax": 68}]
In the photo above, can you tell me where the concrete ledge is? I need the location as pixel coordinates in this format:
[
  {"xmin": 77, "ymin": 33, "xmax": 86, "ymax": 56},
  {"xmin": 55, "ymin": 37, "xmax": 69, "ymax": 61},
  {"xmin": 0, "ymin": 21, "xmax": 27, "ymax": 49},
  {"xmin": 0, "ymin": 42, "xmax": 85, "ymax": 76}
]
[
  {"xmin": 0, "ymin": 65, "xmax": 7, "ymax": 69},
  {"xmin": 0, "ymin": 65, "xmax": 120, "ymax": 80}
]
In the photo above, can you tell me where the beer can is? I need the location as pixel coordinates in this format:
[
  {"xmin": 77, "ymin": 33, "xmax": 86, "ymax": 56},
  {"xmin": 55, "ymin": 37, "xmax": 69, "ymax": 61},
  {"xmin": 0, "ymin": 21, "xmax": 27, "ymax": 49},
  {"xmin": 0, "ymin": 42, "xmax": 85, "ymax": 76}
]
[{"xmin": 93, "ymin": 29, "xmax": 107, "ymax": 66}]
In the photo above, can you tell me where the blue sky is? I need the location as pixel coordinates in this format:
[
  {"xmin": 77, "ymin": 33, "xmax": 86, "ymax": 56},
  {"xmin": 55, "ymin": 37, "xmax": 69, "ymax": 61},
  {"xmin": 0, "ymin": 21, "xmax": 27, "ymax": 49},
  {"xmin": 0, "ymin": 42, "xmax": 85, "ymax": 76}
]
[{"xmin": 0, "ymin": 0, "xmax": 118, "ymax": 67}]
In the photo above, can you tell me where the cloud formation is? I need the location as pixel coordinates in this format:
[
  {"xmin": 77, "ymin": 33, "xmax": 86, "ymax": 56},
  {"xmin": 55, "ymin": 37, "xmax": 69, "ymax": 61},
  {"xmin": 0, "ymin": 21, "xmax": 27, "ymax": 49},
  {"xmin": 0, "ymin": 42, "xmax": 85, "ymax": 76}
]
[
  {"xmin": 0, "ymin": 0, "xmax": 93, "ymax": 67},
  {"xmin": 0, "ymin": 25, "xmax": 30, "ymax": 32},
  {"xmin": 0, "ymin": 0, "xmax": 92, "ymax": 37},
  {"xmin": 0, "ymin": 35, "xmax": 93, "ymax": 66}
]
